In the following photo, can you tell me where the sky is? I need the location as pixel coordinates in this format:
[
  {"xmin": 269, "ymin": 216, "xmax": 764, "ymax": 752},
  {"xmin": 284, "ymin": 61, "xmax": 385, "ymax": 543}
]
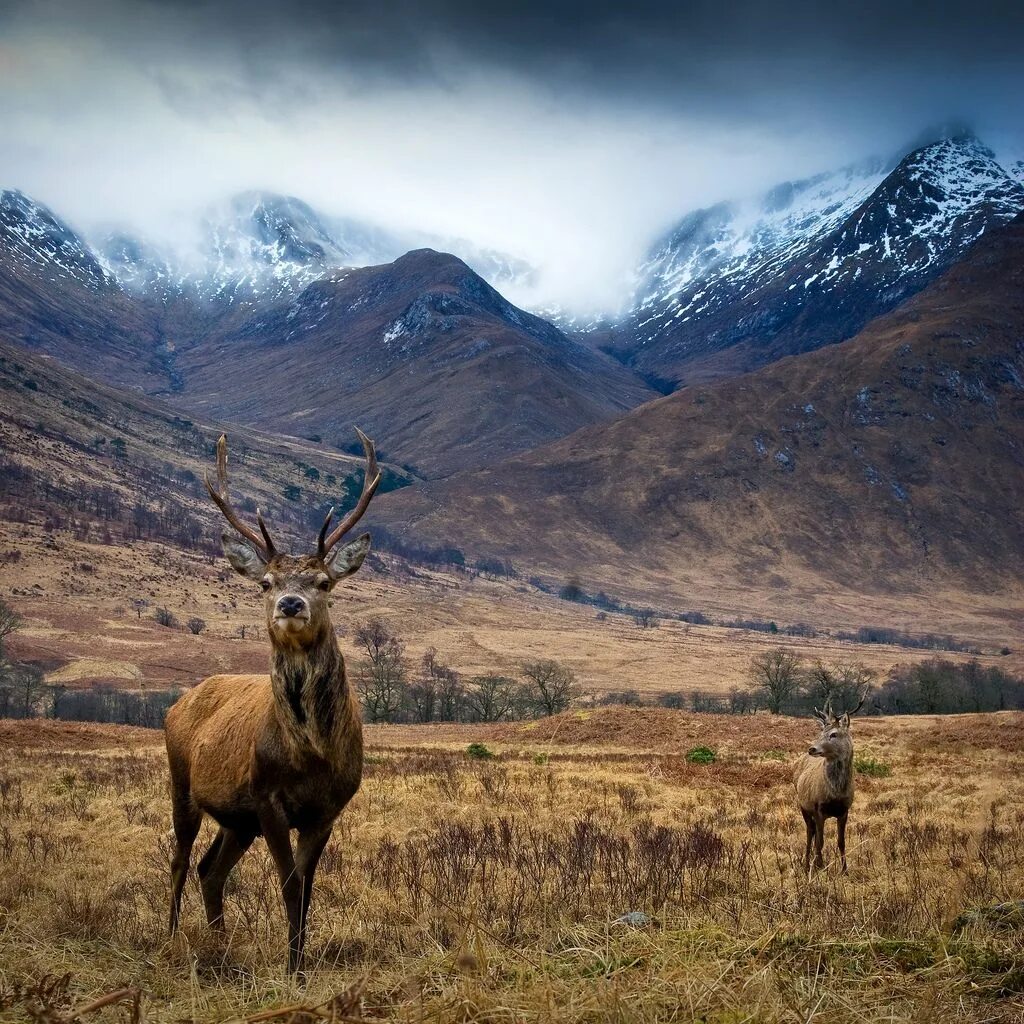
[{"xmin": 2, "ymin": 0, "xmax": 1023, "ymax": 311}]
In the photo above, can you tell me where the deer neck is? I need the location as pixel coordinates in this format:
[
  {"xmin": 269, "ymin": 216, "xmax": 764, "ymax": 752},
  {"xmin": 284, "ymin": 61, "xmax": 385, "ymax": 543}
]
[
  {"xmin": 825, "ymin": 752, "xmax": 852, "ymax": 798},
  {"xmin": 269, "ymin": 626, "xmax": 359, "ymax": 757}
]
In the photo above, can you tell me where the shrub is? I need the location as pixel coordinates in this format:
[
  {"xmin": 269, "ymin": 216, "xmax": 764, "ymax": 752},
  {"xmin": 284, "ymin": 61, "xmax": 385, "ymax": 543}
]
[
  {"xmin": 186, "ymin": 617, "xmax": 206, "ymax": 636},
  {"xmin": 154, "ymin": 607, "xmax": 177, "ymax": 628},
  {"xmin": 854, "ymin": 755, "xmax": 892, "ymax": 778},
  {"xmin": 466, "ymin": 743, "xmax": 495, "ymax": 760},
  {"xmin": 686, "ymin": 746, "xmax": 716, "ymax": 765}
]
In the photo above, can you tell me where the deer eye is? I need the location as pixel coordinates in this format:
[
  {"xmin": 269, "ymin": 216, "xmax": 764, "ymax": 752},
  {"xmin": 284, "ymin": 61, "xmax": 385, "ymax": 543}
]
[
  {"xmin": 260, "ymin": 578, "xmax": 272, "ymax": 592},
  {"xmin": 317, "ymin": 577, "xmax": 330, "ymax": 592},
  {"xmin": 829, "ymin": 731, "xmax": 838, "ymax": 739}
]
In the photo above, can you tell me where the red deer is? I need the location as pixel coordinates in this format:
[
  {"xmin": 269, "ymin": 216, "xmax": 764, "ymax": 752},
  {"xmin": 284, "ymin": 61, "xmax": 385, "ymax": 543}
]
[
  {"xmin": 165, "ymin": 431, "xmax": 380, "ymax": 972},
  {"xmin": 794, "ymin": 693, "xmax": 866, "ymax": 874}
]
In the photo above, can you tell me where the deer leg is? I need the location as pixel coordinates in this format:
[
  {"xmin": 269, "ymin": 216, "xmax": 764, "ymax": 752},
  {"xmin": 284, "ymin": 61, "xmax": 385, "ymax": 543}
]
[
  {"xmin": 813, "ymin": 812, "xmax": 826, "ymax": 871},
  {"xmin": 801, "ymin": 810, "xmax": 815, "ymax": 873},
  {"xmin": 199, "ymin": 827, "xmax": 255, "ymax": 930},
  {"xmin": 837, "ymin": 812, "xmax": 848, "ymax": 874},
  {"xmin": 169, "ymin": 799, "xmax": 201, "ymax": 935},
  {"xmin": 258, "ymin": 800, "xmax": 303, "ymax": 973},
  {"xmin": 294, "ymin": 823, "xmax": 333, "ymax": 968}
]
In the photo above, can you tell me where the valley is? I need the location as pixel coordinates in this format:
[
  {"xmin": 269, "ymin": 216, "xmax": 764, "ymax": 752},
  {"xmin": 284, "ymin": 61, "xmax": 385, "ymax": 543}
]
[{"xmin": 0, "ymin": 129, "xmax": 1022, "ymax": 710}]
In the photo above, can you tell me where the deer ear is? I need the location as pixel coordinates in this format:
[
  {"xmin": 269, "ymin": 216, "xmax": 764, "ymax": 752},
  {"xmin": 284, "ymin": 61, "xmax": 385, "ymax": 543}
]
[
  {"xmin": 841, "ymin": 712, "xmax": 851, "ymax": 728},
  {"xmin": 326, "ymin": 533, "xmax": 371, "ymax": 581},
  {"xmin": 222, "ymin": 532, "xmax": 267, "ymax": 580}
]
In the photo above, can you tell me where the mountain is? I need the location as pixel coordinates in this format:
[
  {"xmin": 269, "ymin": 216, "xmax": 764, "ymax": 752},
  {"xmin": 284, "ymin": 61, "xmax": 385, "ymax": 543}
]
[
  {"xmin": 0, "ymin": 189, "xmax": 641, "ymax": 474},
  {"xmin": 0, "ymin": 190, "xmax": 168, "ymax": 391},
  {"xmin": 96, "ymin": 191, "xmax": 536, "ymax": 307},
  {"xmin": 620, "ymin": 135, "xmax": 1024, "ymax": 386},
  {"xmin": 0, "ymin": 332, "xmax": 413, "ymax": 554},
  {"xmin": 171, "ymin": 249, "xmax": 654, "ymax": 475},
  {"xmin": 376, "ymin": 216, "xmax": 1024, "ymax": 597}
]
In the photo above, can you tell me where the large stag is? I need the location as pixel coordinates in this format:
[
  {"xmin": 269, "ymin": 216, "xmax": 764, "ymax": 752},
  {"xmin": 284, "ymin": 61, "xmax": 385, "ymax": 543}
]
[
  {"xmin": 165, "ymin": 430, "xmax": 380, "ymax": 972},
  {"xmin": 793, "ymin": 692, "xmax": 866, "ymax": 874}
]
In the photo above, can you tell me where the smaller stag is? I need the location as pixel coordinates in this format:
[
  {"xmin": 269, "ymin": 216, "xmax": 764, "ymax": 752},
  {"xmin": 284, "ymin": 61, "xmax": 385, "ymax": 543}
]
[{"xmin": 794, "ymin": 693, "xmax": 866, "ymax": 874}]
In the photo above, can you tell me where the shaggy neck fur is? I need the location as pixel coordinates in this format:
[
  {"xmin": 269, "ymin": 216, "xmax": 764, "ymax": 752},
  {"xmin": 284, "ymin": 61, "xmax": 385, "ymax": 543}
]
[
  {"xmin": 824, "ymin": 751, "xmax": 853, "ymax": 799},
  {"xmin": 269, "ymin": 625, "xmax": 357, "ymax": 757}
]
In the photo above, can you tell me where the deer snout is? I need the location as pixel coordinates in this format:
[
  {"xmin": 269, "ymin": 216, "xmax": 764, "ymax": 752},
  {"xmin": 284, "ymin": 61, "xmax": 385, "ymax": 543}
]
[
  {"xmin": 808, "ymin": 745, "xmax": 823, "ymax": 757},
  {"xmin": 276, "ymin": 595, "xmax": 308, "ymax": 619}
]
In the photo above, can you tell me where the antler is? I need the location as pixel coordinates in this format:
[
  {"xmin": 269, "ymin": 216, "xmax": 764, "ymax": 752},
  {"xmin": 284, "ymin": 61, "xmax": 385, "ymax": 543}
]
[
  {"xmin": 318, "ymin": 427, "xmax": 381, "ymax": 558},
  {"xmin": 205, "ymin": 434, "xmax": 276, "ymax": 559},
  {"xmin": 813, "ymin": 699, "xmax": 833, "ymax": 725}
]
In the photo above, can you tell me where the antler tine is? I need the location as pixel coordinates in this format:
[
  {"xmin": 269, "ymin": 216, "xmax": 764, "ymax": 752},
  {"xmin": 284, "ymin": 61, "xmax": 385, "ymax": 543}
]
[
  {"xmin": 204, "ymin": 435, "xmax": 274, "ymax": 558},
  {"xmin": 321, "ymin": 427, "xmax": 382, "ymax": 554},
  {"xmin": 316, "ymin": 506, "xmax": 336, "ymax": 560},
  {"xmin": 256, "ymin": 508, "xmax": 277, "ymax": 558}
]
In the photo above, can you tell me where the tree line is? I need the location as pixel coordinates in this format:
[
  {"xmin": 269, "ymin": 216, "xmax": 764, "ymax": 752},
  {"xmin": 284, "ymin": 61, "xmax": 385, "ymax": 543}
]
[
  {"xmin": 0, "ymin": 605, "xmax": 582, "ymax": 727},
  {"xmin": 2, "ymin": 599, "xmax": 1021, "ymax": 726},
  {"xmin": 614, "ymin": 648, "xmax": 1024, "ymax": 716},
  {"xmin": 352, "ymin": 618, "xmax": 579, "ymax": 723}
]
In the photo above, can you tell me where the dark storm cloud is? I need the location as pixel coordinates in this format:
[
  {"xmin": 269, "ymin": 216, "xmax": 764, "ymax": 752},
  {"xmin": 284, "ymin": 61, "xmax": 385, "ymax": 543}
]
[
  {"xmin": 120, "ymin": 0, "xmax": 1024, "ymax": 109},
  {"xmin": 1, "ymin": 0, "xmax": 1022, "ymax": 311}
]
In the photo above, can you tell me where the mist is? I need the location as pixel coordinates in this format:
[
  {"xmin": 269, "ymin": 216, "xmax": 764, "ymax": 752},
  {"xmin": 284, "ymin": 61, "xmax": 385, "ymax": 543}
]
[{"xmin": 2, "ymin": 0, "xmax": 1022, "ymax": 312}]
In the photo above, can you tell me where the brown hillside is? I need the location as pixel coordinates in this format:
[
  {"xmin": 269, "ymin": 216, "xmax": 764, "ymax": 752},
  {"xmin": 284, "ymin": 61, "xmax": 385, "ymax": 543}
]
[
  {"xmin": 170, "ymin": 250, "xmax": 654, "ymax": 476},
  {"xmin": 377, "ymin": 220, "xmax": 1024, "ymax": 605},
  {"xmin": 8, "ymin": 337, "xmax": 1014, "ymax": 697}
]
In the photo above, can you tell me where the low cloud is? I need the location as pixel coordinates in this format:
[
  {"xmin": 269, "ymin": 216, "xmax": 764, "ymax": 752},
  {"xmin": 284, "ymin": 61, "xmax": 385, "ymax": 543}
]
[{"xmin": 2, "ymin": 0, "xmax": 1022, "ymax": 311}]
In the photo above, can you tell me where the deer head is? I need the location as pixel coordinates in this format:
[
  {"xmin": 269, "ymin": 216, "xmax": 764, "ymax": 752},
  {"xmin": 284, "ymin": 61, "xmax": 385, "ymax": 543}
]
[
  {"xmin": 807, "ymin": 692, "xmax": 866, "ymax": 760},
  {"xmin": 206, "ymin": 430, "xmax": 381, "ymax": 647}
]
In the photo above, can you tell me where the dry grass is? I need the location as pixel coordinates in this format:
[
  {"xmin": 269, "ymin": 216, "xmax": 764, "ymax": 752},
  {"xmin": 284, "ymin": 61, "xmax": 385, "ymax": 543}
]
[{"xmin": 1, "ymin": 711, "xmax": 1023, "ymax": 1022}]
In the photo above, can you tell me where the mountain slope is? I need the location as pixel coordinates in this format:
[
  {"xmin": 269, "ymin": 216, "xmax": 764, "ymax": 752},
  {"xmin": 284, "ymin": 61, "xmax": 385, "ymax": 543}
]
[
  {"xmin": 0, "ymin": 335, "xmax": 412, "ymax": 553},
  {"xmin": 172, "ymin": 249, "xmax": 655, "ymax": 475},
  {"xmin": 623, "ymin": 136, "xmax": 1024, "ymax": 385},
  {"xmin": 1, "ymin": 189, "xmax": 643, "ymax": 476},
  {"xmin": 377, "ymin": 217, "xmax": 1024, "ymax": 596},
  {"xmin": 0, "ymin": 190, "xmax": 169, "ymax": 391}
]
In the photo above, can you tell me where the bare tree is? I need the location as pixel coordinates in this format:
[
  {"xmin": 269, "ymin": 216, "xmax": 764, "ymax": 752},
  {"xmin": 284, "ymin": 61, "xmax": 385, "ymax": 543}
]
[
  {"xmin": 0, "ymin": 599, "xmax": 21, "ymax": 661},
  {"xmin": 805, "ymin": 660, "xmax": 874, "ymax": 713},
  {"xmin": 749, "ymin": 648, "xmax": 802, "ymax": 714},
  {"xmin": 408, "ymin": 648, "xmax": 463, "ymax": 722},
  {"xmin": 522, "ymin": 659, "xmax": 580, "ymax": 716},
  {"xmin": 633, "ymin": 609, "xmax": 658, "ymax": 629},
  {"xmin": 0, "ymin": 660, "xmax": 45, "ymax": 718},
  {"xmin": 354, "ymin": 618, "xmax": 408, "ymax": 723},
  {"xmin": 131, "ymin": 598, "xmax": 149, "ymax": 620},
  {"xmin": 186, "ymin": 617, "xmax": 207, "ymax": 636},
  {"xmin": 466, "ymin": 674, "xmax": 520, "ymax": 722}
]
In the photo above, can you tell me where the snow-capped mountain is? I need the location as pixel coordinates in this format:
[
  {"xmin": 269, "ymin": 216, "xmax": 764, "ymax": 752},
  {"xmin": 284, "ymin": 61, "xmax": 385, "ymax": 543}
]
[
  {"xmin": 631, "ymin": 155, "xmax": 892, "ymax": 338},
  {"xmin": 0, "ymin": 190, "xmax": 114, "ymax": 292},
  {"xmin": 621, "ymin": 134, "xmax": 1024, "ymax": 384},
  {"xmin": 95, "ymin": 191, "xmax": 536, "ymax": 307}
]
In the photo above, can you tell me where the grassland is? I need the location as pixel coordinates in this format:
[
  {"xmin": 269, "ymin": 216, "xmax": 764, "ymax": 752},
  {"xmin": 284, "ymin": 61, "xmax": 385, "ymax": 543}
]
[{"xmin": 1, "ymin": 709, "xmax": 1023, "ymax": 1022}]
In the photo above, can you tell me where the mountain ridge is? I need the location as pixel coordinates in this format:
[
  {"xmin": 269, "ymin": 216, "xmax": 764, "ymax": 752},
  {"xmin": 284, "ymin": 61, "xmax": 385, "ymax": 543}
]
[
  {"xmin": 375, "ymin": 215, "xmax": 1024, "ymax": 596},
  {"xmin": 617, "ymin": 134, "xmax": 1024, "ymax": 384}
]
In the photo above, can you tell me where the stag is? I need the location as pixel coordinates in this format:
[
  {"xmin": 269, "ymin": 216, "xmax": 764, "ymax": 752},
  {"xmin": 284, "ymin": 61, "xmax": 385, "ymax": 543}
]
[
  {"xmin": 793, "ymin": 692, "xmax": 866, "ymax": 874},
  {"xmin": 165, "ymin": 430, "xmax": 380, "ymax": 972}
]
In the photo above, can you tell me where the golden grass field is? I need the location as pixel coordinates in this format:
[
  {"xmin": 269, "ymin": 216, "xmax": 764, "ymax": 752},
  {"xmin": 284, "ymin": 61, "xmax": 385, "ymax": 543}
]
[
  {"xmin": 4, "ymin": 522, "xmax": 1022, "ymax": 699},
  {"xmin": 1, "ymin": 708, "xmax": 1023, "ymax": 1023}
]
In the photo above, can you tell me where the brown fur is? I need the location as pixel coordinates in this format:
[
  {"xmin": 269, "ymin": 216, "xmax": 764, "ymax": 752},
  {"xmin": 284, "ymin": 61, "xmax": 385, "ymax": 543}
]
[
  {"xmin": 794, "ymin": 709, "xmax": 857, "ymax": 873},
  {"xmin": 166, "ymin": 536, "xmax": 371, "ymax": 972}
]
